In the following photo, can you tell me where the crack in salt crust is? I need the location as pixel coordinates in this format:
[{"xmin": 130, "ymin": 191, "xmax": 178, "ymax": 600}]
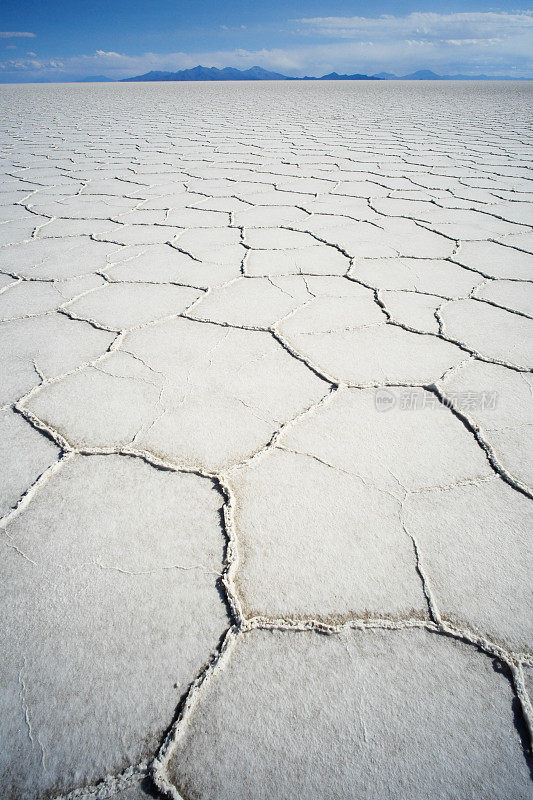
[{"xmin": 0, "ymin": 81, "xmax": 532, "ymax": 800}]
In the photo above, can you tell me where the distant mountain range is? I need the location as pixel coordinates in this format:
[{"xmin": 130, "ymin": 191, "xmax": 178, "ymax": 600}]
[
  {"xmin": 376, "ymin": 69, "xmax": 528, "ymax": 81},
  {"xmin": 121, "ymin": 66, "xmax": 290, "ymax": 82},
  {"xmin": 299, "ymin": 72, "xmax": 381, "ymax": 81},
  {"xmin": 81, "ymin": 65, "xmax": 529, "ymax": 83}
]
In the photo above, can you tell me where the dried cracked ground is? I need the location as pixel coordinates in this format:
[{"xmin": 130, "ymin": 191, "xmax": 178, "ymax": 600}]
[{"xmin": 0, "ymin": 81, "xmax": 532, "ymax": 800}]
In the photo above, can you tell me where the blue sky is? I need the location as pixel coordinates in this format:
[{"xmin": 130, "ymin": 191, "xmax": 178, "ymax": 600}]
[{"xmin": 1, "ymin": 1, "xmax": 532, "ymax": 81}]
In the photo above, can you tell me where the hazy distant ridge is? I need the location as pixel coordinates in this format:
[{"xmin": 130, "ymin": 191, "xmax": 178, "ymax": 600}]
[
  {"xmin": 380, "ymin": 69, "xmax": 528, "ymax": 81},
  {"xmin": 107, "ymin": 65, "xmax": 529, "ymax": 82}
]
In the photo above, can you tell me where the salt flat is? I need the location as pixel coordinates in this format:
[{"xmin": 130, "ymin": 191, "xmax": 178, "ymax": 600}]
[{"xmin": 0, "ymin": 81, "xmax": 532, "ymax": 799}]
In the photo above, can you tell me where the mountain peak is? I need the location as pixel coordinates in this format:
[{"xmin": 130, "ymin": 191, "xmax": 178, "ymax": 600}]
[
  {"xmin": 405, "ymin": 69, "xmax": 441, "ymax": 79},
  {"xmin": 122, "ymin": 64, "xmax": 290, "ymax": 82}
]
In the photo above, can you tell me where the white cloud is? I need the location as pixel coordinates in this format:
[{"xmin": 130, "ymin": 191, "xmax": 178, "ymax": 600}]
[
  {"xmin": 94, "ymin": 50, "xmax": 123, "ymax": 58},
  {"xmin": 295, "ymin": 11, "xmax": 533, "ymax": 41},
  {"xmin": 0, "ymin": 31, "xmax": 36, "ymax": 38},
  {"xmin": 287, "ymin": 10, "xmax": 533, "ymax": 75}
]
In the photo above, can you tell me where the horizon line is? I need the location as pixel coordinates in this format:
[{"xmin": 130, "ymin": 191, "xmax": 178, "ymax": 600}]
[{"xmin": 1, "ymin": 64, "xmax": 532, "ymax": 84}]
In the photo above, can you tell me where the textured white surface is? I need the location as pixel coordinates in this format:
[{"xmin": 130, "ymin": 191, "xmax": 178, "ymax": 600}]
[
  {"xmin": 0, "ymin": 81, "xmax": 531, "ymax": 799},
  {"xmin": 167, "ymin": 628, "xmax": 533, "ymax": 800},
  {"xmin": 0, "ymin": 455, "xmax": 228, "ymax": 799}
]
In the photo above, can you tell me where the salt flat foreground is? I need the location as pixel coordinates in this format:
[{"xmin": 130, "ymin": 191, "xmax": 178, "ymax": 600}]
[{"xmin": 0, "ymin": 81, "xmax": 532, "ymax": 799}]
